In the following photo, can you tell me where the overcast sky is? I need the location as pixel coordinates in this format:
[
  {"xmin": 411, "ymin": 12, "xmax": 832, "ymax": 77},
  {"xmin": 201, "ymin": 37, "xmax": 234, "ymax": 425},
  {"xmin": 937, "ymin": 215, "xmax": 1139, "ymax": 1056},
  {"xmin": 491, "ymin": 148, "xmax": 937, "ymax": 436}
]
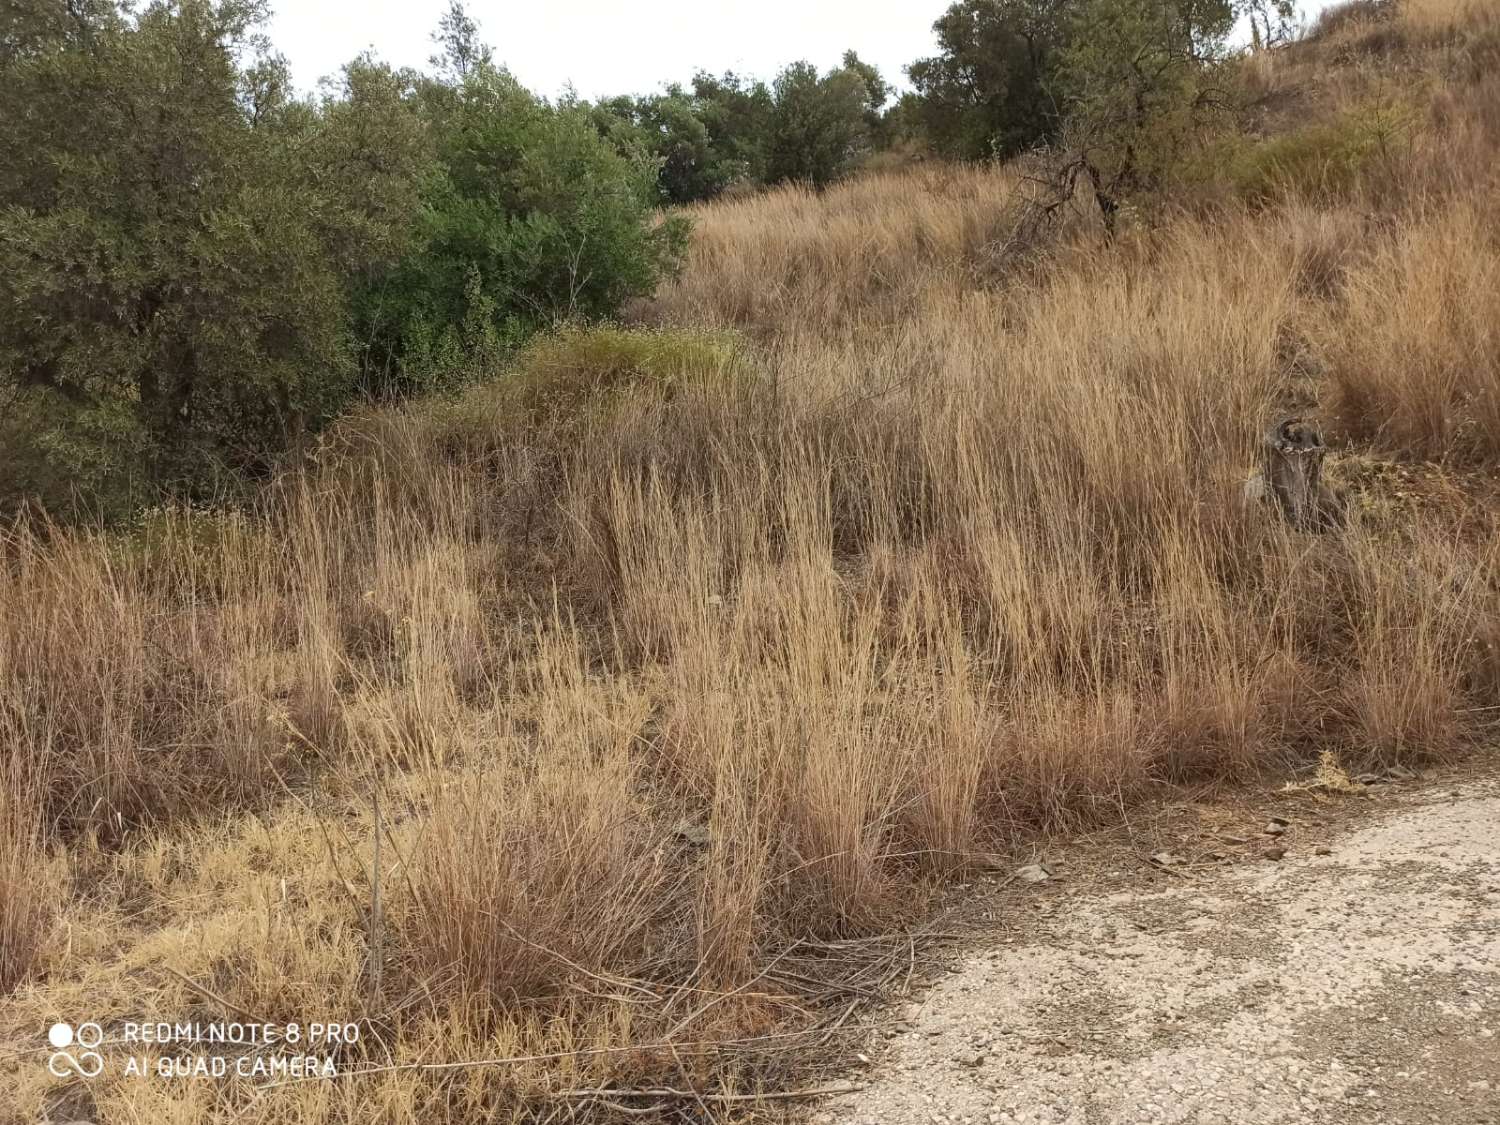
[
  {"xmin": 265, "ymin": 1, "xmax": 1328, "ymax": 103},
  {"xmin": 265, "ymin": 0, "xmax": 955, "ymax": 100}
]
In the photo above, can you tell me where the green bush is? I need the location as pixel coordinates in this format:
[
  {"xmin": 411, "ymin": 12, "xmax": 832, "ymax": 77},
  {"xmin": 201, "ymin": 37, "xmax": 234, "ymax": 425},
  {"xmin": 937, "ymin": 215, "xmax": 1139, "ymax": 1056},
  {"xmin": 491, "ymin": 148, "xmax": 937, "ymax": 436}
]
[
  {"xmin": 765, "ymin": 59, "xmax": 882, "ymax": 187},
  {"xmin": 0, "ymin": 2, "xmax": 430, "ymax": 516},
  {"xmin": 1219, "ymin": 102, "xmax": 1417, "ymax": 202},
  {"xmin": 589, "ymin": 90, "xmax": 747, "ymax": 204},
  {"xmin": 0, "ymin": 2, "xmax": 694, "ymax": 517},
  {"xmin": 354, "ymin": 68, "xmax": 691, "ymax": 396},
  {"xmin": 906, "ymin": 0, "xmax": 1062, "ymax": 161},
  {"xmin": 588, "ymin": 56, "xmax": 889, "ymax": 203},
  {"xmin": 339, "ymin": 327, "xmax": 749, "ymax": 475},
  {"xmin": 510, "ymin": 326, "xmax": 748, "ymax": 418}
]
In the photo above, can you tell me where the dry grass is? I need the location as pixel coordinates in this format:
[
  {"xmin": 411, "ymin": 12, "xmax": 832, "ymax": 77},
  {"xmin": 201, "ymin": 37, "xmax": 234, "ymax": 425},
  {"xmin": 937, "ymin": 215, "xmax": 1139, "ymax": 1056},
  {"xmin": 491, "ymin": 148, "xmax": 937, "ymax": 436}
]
[
  {"xmin": 5, "ymin": 1, "xmax": 1500, "ymax": 1121},
  {"xmin": 0, "ymin": 754, "xmax": 60, "ymax": 997},
  {"xmin": 1320, "ymin": 202, "xmax": 1500, "ymax": 459}
]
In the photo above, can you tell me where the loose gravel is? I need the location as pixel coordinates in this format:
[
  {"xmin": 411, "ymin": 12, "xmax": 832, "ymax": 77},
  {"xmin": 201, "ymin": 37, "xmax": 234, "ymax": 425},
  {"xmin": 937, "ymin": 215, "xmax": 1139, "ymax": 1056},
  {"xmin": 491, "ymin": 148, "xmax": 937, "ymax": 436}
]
[{"xmin": 819, "ymin": 779, "xmax": 1500, "ymax": 1125}]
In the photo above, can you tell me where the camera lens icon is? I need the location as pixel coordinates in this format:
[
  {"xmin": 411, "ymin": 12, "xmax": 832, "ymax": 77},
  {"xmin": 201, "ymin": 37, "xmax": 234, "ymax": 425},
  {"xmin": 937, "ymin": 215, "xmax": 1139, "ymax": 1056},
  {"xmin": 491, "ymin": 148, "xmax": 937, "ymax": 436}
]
[{"xmin": 47, "ymin": 1022, "xmax": 105, "ymax": 1079}]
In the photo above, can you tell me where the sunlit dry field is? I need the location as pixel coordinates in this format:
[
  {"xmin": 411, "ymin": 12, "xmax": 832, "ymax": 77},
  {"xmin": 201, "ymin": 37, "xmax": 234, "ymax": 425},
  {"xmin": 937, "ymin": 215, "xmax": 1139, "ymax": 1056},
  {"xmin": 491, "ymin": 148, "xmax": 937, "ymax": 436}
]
[{"xmin": 4, "ymin": 2, "xmax": 1500, "ymax": 1120}]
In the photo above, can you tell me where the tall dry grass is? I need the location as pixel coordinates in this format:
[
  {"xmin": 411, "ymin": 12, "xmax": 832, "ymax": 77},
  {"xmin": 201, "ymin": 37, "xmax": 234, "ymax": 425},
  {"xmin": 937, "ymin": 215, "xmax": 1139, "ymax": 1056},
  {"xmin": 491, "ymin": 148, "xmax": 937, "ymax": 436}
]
[
  {"xmin": 4, "ymin": 1, "xmax": 1500, "ymax": 1119},
  {"xmin": 1321, "ymin": 202, "xmax": 1500, "ymax": 458},
  {"xmin": 0, "ymin": 754, "xmax": 59, "ymax": 996}
]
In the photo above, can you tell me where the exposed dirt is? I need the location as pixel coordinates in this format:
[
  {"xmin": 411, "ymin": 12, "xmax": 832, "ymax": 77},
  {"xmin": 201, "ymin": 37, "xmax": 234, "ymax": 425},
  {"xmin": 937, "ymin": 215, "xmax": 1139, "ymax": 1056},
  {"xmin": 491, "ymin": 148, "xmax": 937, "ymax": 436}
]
[{"xmin": 817, "ymin": 769, "xmax": 1500, "ymax": 1125}]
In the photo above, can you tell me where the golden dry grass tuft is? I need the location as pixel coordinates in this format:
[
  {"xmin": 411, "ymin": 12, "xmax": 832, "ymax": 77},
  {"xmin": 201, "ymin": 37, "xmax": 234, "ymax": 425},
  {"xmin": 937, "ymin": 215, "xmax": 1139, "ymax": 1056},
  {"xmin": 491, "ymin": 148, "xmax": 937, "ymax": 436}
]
[{"xmin": 5, "ymin": 1, "xmax": 1500, "ymax": 1120}]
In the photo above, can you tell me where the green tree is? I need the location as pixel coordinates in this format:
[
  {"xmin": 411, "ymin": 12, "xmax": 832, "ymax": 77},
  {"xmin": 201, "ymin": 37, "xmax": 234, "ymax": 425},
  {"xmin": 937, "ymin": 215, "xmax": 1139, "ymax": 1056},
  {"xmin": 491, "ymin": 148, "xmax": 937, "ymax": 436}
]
[
  {"xmin": 839, "ymin": 49, "xmax": 894, "ymax": 146},
  {"xmin": 429, "ymin": 0, "xmax": 491, "ymax": 81},
  {"xmin": 355, "ymin": 52, "xmax": 689, "ymax": 392},
  {"xmin": 692, "ymin": 70, "xmax": 775, "ymax": 185},
  {"xmin": 906, "ymin": 0, "xmax": 1064, "ymax": 160},
  {"xmin": 0, "ymin": 0, "xmax": 425, "ymax": 509},
  {"xmin": 588, "ymin": 88, "xmax": 739, "ymax": 204},
  {"xmin": 1050, "ymin": 0, "xmax": 1240, "ymax": 226},
  {"xmin": 766, "ymin": 56, "xmax": 884, "ymax": 187}
]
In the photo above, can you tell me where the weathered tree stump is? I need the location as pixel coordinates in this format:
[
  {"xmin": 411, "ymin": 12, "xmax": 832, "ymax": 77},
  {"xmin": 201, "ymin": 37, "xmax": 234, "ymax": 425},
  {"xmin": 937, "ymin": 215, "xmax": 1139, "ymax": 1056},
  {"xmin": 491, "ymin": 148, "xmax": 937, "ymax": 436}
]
[{"xmin": 1259, "ymin": 417, "xmax": 1337, "ymax": 532}]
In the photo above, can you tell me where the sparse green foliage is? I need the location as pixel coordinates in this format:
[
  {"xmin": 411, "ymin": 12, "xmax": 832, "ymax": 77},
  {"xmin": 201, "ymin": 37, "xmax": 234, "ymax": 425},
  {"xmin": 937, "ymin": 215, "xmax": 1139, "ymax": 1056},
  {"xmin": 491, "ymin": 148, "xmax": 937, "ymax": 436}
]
[
  {"xmin": 906, "ymin": 0, "xmax": 1265, "ymax": 215},
  {"xmin": 1029, "ymin": 0, "xmax": 1244, "ymax": 229},
  {"xmin": 429, "ymin": 0, "xmax": 491, "ymax": 81},
  {"xmin": 1053, "ymin": 0, "xmax": 1238, "ymax": 147},
  {"xmin": 1211, "ymin": 100, "xmax": 1416, "ymax": 201},
  {"xmin": 1242, "ymin": 0, "xmax": 1300, "ymax": 47}
]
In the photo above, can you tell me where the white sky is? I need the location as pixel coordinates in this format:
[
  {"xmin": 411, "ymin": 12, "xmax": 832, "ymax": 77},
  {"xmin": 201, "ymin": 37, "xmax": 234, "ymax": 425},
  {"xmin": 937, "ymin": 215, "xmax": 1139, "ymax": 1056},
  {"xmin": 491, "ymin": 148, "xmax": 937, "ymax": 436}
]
[
  {"xmin": 265, "ymin": 1, "xmax": 1333, "ymax": 102},
  {"xmin": 266, "ymin": 1, "xmax": 955, "ymax": 100}
]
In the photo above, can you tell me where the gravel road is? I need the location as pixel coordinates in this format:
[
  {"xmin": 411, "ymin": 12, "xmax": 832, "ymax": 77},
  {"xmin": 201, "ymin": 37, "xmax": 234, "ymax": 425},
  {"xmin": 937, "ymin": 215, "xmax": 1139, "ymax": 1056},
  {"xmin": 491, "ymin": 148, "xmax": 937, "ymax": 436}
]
[{"xmin": 819, "ymin": 777, "xmax": 1500, "ymax": 1125}]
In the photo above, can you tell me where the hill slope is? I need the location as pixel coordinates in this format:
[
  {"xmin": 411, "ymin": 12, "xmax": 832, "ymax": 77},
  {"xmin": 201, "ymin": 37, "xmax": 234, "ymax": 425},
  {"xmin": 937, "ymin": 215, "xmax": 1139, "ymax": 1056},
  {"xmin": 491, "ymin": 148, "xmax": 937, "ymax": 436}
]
[{"xmin": 4, "ymin": 1, "xmax": 1500, "ymax": 1120}]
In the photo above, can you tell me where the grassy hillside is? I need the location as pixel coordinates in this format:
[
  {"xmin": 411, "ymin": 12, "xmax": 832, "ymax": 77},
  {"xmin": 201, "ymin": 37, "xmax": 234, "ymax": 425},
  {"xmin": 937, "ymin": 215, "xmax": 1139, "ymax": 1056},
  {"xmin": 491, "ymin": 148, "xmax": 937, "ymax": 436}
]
[{"xmin": 4, "ymin": 0, "xmax": 1500, "ymax": 1120}]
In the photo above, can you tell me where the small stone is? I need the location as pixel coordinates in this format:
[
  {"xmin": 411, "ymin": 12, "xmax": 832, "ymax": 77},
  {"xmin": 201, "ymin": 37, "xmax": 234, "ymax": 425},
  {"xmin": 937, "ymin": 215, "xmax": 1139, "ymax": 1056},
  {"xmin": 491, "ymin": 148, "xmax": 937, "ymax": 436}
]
[
  {"xmin": 1016, "ymin": 863, "xmax": 1051, "ymax": 883},
  {"xmin": 1263, "ymin": 846, "xmax": 1287, "ymax": 861},
  {"xmin": 1264, "ymin": 821, "xmax": 1287, "ymax": 836},
  {"xmin": 1220, "ymin": 834, "xmax": 1250, "ymax": 845},
  {"xmin": 1314, "ymin": 845, "xmax": 1333, "ymax": 856},
  {"xmin": 1150, "ymin": 851, "xmax": 1186, "ymax": 867},
  {"xmin": 958, "ymin": 1051, "xmax": 987, "ymax": 1068},
  {"xmin": 1356, "ymin": 772, "xmax": 1385, "ymax": 785},
  {"xmin": 1386, "ymin": 764, "xmax": 1417, "ymax": 780}
]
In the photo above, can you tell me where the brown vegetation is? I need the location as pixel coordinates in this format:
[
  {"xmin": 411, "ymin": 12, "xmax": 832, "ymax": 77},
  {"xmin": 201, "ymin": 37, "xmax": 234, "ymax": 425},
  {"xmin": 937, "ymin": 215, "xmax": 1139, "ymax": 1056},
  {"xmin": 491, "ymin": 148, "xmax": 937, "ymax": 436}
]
[{"xmin": 5, "ymin": 1, "xmax": 1500, "ymax": 1120}]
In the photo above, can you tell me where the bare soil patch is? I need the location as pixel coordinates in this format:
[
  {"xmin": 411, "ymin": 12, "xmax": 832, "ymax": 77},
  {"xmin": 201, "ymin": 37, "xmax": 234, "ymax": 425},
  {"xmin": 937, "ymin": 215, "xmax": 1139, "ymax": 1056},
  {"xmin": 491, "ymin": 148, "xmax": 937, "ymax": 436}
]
[{"xmin": 818, "ymin": 762, "xmax": 1500, "ymax": 1125}]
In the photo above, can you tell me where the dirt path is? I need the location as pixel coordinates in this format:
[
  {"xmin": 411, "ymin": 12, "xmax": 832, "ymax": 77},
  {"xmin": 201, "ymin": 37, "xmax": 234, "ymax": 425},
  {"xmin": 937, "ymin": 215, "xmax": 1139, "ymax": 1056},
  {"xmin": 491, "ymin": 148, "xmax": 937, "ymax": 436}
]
[{"xmin": 819, "ymin": 777, "xmax": 1500, "ymax": 1125}]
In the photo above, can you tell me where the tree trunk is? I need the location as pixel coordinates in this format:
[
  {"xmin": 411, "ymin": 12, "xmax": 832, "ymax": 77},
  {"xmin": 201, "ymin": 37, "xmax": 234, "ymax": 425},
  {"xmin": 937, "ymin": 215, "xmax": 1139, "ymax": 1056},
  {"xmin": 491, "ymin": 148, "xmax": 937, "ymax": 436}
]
[{"xmin": 1261, "ymin": 418, "xmax": 1335, "ymax": 532}]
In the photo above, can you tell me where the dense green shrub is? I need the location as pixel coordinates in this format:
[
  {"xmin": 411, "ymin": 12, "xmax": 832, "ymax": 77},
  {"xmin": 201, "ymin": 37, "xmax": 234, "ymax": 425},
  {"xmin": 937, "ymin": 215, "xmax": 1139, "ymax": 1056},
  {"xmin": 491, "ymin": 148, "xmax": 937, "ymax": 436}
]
[
  {"xmin": 353, "ymin": 67, "xmax": 691, "ymax": 396},
  {"xmin": 589, "ymin": 90, "xmax": 749, "ymax": 204},
  {"xmin": 692, "ymin": 71, "xmax": 778, "ymax": 187},
  {"xmin": 907, "ymin": 0, "xmax": 1063, "ymax": 160},
  {"xmin": 0, "ymin": 0, "xmax": 429, "ymax": 512},
  {"xmin": 588, "ymin": 56, "xmax": 885, "ymax": 202},
  {"xmin": 0, "ymin": 1, "xmax": 693, "ymax": 515},
  {"xmin": 765, "ymin": 57, "xmax": 886, "ymax": 187}
]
